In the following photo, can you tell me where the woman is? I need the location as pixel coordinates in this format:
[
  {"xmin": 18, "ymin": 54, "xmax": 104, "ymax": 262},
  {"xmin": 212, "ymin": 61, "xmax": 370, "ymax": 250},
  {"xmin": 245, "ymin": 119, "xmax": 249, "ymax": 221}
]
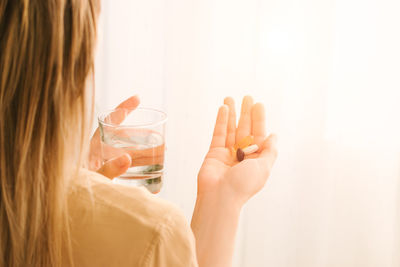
[{"xmin": 0, "ymin": 0, "xmax": 277, "ymax": 266}]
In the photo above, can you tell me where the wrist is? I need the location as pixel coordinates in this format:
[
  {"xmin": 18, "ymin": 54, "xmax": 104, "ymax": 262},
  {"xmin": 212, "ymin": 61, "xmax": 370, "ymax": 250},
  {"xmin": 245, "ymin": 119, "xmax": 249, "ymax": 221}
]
[
  {"xmin": 192, "ymin": 182, "xmax": 243, "ymax": 233},
  {"xmin": 195, "ymin": 181, "xmax": 244, "ymax": 214},
  {"xmin": 191, "ymin": 181, "xmax": 243, "ymax": 267}
]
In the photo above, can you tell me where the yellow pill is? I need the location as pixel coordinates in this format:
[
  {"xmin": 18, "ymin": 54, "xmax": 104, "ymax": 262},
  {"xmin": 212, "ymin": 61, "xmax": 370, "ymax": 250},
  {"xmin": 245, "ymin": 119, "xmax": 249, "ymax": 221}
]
[{"xmin": 234, "ymin": 135, "xmax": 254, "ymax": 150}]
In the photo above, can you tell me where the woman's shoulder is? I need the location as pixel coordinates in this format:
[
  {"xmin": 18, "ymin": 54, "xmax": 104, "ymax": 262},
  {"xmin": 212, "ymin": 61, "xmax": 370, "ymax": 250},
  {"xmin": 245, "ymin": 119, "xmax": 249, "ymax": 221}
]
[
  {"xmin": 72, "ymin": 168, "xmax": 181, "ymax": 219},
  {"xmin": 69, "ymin": 168, "xmax": 187, "ymax": 232},
  {"xmin": 68, "ymin": 169, "xmax": 197, "ymax": 267}
]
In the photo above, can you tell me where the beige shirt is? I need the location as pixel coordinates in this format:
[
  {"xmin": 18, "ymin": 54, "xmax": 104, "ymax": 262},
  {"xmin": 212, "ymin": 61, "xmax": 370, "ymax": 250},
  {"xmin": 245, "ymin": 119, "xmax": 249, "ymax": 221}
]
[{"xmin": 68, "ymin": 169, "xmax": 198, "ymax": 267}]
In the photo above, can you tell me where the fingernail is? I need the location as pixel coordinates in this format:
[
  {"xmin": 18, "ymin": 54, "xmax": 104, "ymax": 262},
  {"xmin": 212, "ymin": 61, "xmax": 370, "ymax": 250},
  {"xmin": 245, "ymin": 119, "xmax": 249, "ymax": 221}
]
[{"xmin": 224, "ymin": 96, "xmax": 232, "ymax": 103}]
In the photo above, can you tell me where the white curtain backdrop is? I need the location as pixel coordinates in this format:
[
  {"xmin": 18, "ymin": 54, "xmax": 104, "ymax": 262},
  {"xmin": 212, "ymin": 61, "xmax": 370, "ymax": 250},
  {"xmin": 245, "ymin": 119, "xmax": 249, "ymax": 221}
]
[{"xmin": 94, "ymin": 0, "xmax": 400, "ymax": 266}]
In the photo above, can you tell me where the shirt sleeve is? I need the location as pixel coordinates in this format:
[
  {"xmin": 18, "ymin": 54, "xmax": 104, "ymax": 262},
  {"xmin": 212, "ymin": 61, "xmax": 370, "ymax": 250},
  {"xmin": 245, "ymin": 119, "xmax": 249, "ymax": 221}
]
[{"xmin": 140, "ymin": 209, "xmax": 199, "ymax": 267}]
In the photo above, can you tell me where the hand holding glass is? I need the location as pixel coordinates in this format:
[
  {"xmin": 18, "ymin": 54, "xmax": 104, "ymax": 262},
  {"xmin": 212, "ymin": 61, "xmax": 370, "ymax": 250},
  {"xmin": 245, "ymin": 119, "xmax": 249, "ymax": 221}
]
[{"xmin": 98, "ymin": 108, "xmax": 167, "ymax": 193}]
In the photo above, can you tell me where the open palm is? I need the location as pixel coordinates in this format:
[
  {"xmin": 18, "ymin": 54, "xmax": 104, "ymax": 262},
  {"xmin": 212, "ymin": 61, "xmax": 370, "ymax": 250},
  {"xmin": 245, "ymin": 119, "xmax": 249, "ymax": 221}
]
[{"xmin": 198, "ymin": 96, "xmax": 277, "ymax": 204}]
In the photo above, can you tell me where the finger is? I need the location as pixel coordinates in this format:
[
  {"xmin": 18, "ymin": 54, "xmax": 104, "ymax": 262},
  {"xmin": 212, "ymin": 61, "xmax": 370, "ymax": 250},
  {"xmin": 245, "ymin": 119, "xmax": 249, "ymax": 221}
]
[
  {"xmin": 92, "ymin": 95, "xmax": 140, "ymax": 141},
  {"xmin": 107, "ymin": 95, "xmax": 141, "ymax": 125},
  {"xmin": 251, "ymin": 103, "xmax": 266, "ymax": 145},
  {"xmin": 126, "ymin": 144, "xmax": 165, "ymax": 167},
  {"xmin": 210, "ymin": 105, "xmax": 229, "ymax": 148},
  {"xmin": 257, "ymin": 134, "xmax": 278, "ymax": 169},
  {"xmin": 224, "ymin": 97, "xmax": 236, "ymax": 148},
  {"xmin": 97, "ymin": 154, "xmax": 132, "ymax": 179},
  {"xmin": 116, "ymin": 95, "xmax": 140, "ymax": 110},
  {"xmin": 236, "ymin": 96, "xmax": 254, "ymax": 143}
]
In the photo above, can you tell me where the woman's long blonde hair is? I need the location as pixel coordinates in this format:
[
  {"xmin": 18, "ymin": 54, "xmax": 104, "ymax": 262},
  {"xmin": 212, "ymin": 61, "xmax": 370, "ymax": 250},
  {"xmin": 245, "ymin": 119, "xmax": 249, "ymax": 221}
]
[{"xmin": 0, "ymin": 0, "xmax": 99, "ymax": 266}]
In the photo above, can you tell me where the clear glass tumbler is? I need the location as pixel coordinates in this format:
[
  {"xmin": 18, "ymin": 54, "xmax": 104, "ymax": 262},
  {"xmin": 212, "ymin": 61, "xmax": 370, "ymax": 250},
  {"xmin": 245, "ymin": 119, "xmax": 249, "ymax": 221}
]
[{"xmin": 98, "ymin": 107, "xmax": 167, "ymax": 193}]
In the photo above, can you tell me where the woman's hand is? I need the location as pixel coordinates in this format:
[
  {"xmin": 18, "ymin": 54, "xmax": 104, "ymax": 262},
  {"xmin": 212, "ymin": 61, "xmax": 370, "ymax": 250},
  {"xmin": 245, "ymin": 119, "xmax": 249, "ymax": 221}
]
[
  {"xmin": 88, "ymin": 95, "xmax": 140, "ymax": 178},
  {"xmin": 198, "ymin": 95, "xmax": 278, "ymax": 206},
  {"xmin": 192, "ymin": 96, "xmax": 277, "ymax": 267}
]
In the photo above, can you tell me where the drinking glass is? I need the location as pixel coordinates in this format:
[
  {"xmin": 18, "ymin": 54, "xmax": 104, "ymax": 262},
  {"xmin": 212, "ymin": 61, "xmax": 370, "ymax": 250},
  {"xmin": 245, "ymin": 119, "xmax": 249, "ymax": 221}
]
[{"xmin": 98, "ymin": 107, "xmax": 167, "ymax": 193}]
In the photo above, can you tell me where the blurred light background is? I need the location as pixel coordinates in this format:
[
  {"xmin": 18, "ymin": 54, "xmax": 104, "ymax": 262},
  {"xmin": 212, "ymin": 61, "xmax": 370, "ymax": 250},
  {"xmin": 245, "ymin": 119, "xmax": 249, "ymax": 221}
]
[{"xmin": 94, "ymin": 0, "xmax": 400, "ymax": 266}]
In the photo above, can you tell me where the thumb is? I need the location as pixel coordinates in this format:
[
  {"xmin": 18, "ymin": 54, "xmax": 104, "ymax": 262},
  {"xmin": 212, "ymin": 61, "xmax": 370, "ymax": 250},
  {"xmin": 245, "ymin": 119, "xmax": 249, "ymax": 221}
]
[
  {"xmin": 97, "ymin": 154, "xmax": 132, "ymax": 179},
  {"xmin": 258, "ymin": 134, "xmax": 278, "ymax": 168}
]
